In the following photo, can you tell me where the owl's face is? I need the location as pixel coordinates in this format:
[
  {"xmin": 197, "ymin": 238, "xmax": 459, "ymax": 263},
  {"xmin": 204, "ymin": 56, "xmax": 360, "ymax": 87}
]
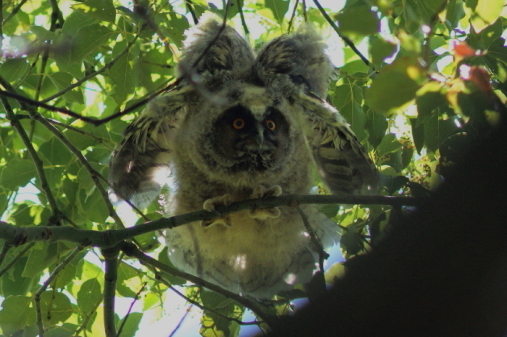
[
  {"xmin": 210, "ymin": 103, "xmax": 290, "ymax": 172},
  {"xmin": 185, "ymin": 85, "xmax": 301, "ymax": 185}
]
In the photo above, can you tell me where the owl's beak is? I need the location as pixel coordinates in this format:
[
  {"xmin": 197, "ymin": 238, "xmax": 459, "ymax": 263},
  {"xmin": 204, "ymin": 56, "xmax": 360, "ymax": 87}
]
[
  {"xmin": 253, "ymin": 130, "xmax": 264, "ymax": 148},
  {"xmin": 243, "ymin": 125, "xmax": 264, "ymax": 151}
]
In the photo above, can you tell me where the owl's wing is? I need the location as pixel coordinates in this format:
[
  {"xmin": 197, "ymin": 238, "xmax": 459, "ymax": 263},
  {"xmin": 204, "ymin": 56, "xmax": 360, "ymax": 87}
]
[
  {"xmin": 108, "ymin": 87, "xmax": 189, "ymax": 208},
  {"xmin": 299, "ymin": 94, "xmax": 379, "ymax": 194}
]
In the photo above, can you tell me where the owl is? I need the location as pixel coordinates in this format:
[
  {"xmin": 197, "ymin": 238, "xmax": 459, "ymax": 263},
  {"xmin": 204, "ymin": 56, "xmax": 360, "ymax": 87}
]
[{"xmin": 109, "ymin": 14, "xmax": 378, "ymax": 298}]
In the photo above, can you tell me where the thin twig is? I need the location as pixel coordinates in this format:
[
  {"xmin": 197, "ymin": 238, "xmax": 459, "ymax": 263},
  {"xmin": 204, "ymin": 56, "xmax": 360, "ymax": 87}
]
[
  {"xmin": 185, "ymin": 0, "xmax": 199, "ymax": 24},
  {"xmin": 0, "ymin": 91, "xmax": 60, "ymax": 217},
  {"xmin": 15, "ymin": 114, "xmax": 114, "ymax": 149},
  {"xmin": 169, "ymin": 303, "xmax": 193, "ymax": 337},
  {"xmin": 312, "ymin": 0, "xmax": 376, "ymax": 72},
  {"xmin": 0, "ymin": 243, "xmax": 12, "ymax": 269},
  {"xmin": 288, "ymin": 0, "xmax": 300, "ymax": 32},
  {"xmin": 302, "ymin": 0, "xmax": 307, "ymax": 22},
  {"xmin": 34, "ymin": 246, "xmax": 84, "ymax": 337},
  {"xmin": 120, "ymin": 241, "xmax": 274, "ymax": 327},
  {"xmin": 73, "ymin": 298, "xmax": 103, "ymax": 336},
  {"xmin": 41, "ymin": 35, "xmax": 140, "ymax": 103},
  {"xmin": 238, "ymin": 0, "xmax": 249, "ymax": 36},
  {"xmin": 0, "ymin": 243, "xmax": 34, "ymax": 277},
  {"xmin": 0, "ymin": 77, "xmax": 123, "ymax": 228},
  {"xmin": 297, "ymin": 206, "xmax": 327, "ymax": 272},
  {"xmin": 116, "ymin": 282, "xmax": 147, "ymax": 337},
  {"xmin": 2, "ymin": 0, "xmax": 28, "ymax": 24}
]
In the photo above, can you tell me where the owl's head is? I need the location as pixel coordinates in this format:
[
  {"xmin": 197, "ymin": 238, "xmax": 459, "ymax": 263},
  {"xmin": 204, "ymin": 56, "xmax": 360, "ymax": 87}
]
[{"xmin": 177, "ymin": 85, "xmax": 305, "ymax": 186}]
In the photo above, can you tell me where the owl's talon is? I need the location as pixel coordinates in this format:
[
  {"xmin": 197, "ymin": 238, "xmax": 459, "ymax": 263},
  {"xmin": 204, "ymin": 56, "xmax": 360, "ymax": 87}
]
[
  {"xmin": 249, "ymin": 207, "xmax": 281, "ymax": 220},
  {"xmin": 201, "ymin": 217, "xmax": 231, "ymax": 227},
  {"xmin": 251, "ymin": 185, "xmax": 282, "ymax": 199},
  {"xmin": 202, "ymin": 194, "xmax": 233, "ymax": 227},
  {"xmin": 249, "ymin": 185, "xmax": 282, "ymax": 220}
]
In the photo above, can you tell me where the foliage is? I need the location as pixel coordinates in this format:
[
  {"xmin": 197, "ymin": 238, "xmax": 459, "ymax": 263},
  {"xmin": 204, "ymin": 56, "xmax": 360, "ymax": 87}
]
[{"xmin": 0, "ymin": 0, "xmax": 505, "ymax": 336}]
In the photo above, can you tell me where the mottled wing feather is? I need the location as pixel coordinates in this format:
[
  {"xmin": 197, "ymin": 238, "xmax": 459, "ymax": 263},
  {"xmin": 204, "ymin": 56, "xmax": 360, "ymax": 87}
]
[
  {"xmin": 108, "ymin": 88, "xmax": 189, "ymax": 208},
  {"xmin": 300, "ymin": 94, "xmax": 379, "ymax": 194}
]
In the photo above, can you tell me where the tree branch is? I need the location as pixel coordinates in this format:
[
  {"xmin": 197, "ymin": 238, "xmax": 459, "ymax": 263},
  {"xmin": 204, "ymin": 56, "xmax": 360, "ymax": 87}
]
[
  {"xmin": 119, "ymin": 241, "xmax": 276, "ymax": 327},
  {"xmin": 0, "ymin": 77, "xmax": 124, "ymax": 228},
  {"xmin": 312, "ymin": 0, "xmax": 376, "ymax": 73},
  {"xmin": 0, "ymin": 195, "xmax": 420, "ymax": 248},
  {"xmin": 102, "ymin": 246, "xmax": 119, "ymax": 337},
  {"xmin": 34, "ymin": 246, "xmax": 84, "ymax": 337},
  {"xmin": 0, "ymin": 90, "xmax": 60, "ymax": 218},
  {"xmin": 41, "ymin": 34, "xmax": 140, "ymax": 103}
]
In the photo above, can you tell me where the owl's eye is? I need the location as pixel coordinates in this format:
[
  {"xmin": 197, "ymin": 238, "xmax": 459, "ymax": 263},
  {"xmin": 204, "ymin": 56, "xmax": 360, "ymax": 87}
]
[
  {"xmin": 232, "ymin": 118, "xmax": 245, "ymax": 129},
  {"xmin": 265, "ymin": 120, "xmax": 276, "ymax": 131}
]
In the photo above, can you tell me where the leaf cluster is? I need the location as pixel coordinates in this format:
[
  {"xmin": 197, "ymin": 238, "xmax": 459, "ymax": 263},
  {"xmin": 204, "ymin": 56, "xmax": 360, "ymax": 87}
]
[{"xmin": 0, "ymin": 0, "xmax": 506, "ymax": 336}]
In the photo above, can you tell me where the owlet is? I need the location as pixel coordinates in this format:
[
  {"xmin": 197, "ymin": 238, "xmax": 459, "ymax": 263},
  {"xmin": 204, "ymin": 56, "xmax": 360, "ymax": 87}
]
[{"xmin": 109, "ymin": 14, "xmax": 378, "ymax": 298}]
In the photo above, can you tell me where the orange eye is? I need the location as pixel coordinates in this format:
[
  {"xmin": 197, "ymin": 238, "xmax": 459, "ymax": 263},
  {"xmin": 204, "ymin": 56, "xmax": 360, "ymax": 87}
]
[
  {"xmin": 232, "ymin": 118, "xmax": 245, "ymax": 129},
  {"xmin": 265, "ymin": 119, "xmax": 276, "ymax": 131}
]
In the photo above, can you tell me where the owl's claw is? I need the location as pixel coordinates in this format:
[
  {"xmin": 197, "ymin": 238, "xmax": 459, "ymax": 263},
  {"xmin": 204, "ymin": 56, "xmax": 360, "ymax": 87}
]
[
  {"xmin": 201, "ymin": 194, "xmax": 233, "ymax": 227},
  {"xmin": 249, "ymin": 185, "xmax": 282, "ymax": 220}
]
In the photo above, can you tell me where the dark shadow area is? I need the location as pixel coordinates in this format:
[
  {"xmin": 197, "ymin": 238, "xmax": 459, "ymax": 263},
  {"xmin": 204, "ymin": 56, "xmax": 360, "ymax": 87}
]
[{"xmin": 265, "ymin": 113, "xmax": 507, "ymax": 336}]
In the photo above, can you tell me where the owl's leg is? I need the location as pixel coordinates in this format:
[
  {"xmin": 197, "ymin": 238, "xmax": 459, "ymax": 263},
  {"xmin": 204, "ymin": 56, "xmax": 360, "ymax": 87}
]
[
  {"xmin": 201, "ymin": 194, "xmax": 233, "ymax": 227},
  {"xmin": 249, "ymin": 185, "xmax": 282, "ymax": 220}
]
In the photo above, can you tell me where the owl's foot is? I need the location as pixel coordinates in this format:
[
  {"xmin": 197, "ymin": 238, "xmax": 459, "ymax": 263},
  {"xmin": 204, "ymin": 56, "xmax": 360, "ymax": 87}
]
[
  {"xmin": 201, "ymin": 194, "xmax": 233, "ymax": 227},
  {"xmin": 249, "ymin": 185, "xmax": 282, "ymax": 220}
]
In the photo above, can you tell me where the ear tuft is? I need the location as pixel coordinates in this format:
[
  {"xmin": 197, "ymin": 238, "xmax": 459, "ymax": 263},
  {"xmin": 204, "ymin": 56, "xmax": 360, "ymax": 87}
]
[
  {"xmin": 177, "ymin": 13, "xmax": 255, "ymax": 91},
  {"xmin": 253, "ymin": 24, "xmax": 335, "ymax": 99}
]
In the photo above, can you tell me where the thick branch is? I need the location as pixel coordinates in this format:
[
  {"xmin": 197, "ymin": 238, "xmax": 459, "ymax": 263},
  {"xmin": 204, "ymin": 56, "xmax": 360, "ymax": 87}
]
[{"xmin": 0, "ymin": 195, "xmax": 420, "ymax": 248}]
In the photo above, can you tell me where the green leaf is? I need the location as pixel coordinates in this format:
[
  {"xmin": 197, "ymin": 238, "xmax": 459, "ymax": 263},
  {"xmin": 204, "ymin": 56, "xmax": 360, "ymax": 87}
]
[
  {"xmin": 0, "ymin": 58, "xmax": 29, "ymax": 83},
  {"xmin": 265, "ymin": 0, "xmax": 289, "ymax": 23},
  {"xmin": 10, "ymin": 203, "xmax": 35, "ymax": 227},
  {"xmin": 469, "ymin": 0, "xmax": 504, "ymax": 33},
  {"xmin": 416, "ymin": 90, "xmax": 448, "ymax": 118},
  {"xmin": 333, "ymin": 84, "xmax": 366, "ymax": 140},
  {"xmin": 365, "ymin": 56, "xmax": 425, "ymax": 114},
  {"xmin": 158, "ymin": 247, "xmax": 186, "ymax": 285},
  {"xmin": 47, "ymin": 72, "xmax": 84, "ymax": 103},
  {"xmin": 39, "ymin": 137, "xmax": 74, "ymax": 167},
  {"xmin": 60, "ymin": 10, "xmax": 98, "ymax": 36},
  {"xmin": 22, "ymin": 244, "xmax": 48, "ymax": 278},
  {"xmin": 77, "ymin": 187, "xmax": 109, "ymax": 223},
  {"xmin": 369, "ymin": 36, "xmax": 397, "ymax": 66},
  {"xmin": 376, "ymin": 133, "xmax": 402, "ymax": 156},
  {"xmin": 365, "ymin": 107, "xmax": 388, "ymax": 149},
  {"xmin": 1, "ymin": 158, "xmax": 37, "ymax": 190},
  {"xmin": 117, "ymin": 312, "xmax": 143, "ymax": 337},
  {"xmin": 116, "ymin": 263, "xmax": 139, "ymax": 298},
  {"xmin": 336, "ymin": 6, "xmax": 380, "ymax": 37},
  {"xmin": 423, "ymin": 113, "xmax": 459, "ymax": 153},
  {"xmin": 446, "ymin": 0, "xmax": 465, "ymax": 29},
  {"xmin": 55, "ymin": 24, "xmax": 113, "ymax": 68},
  {"xmin": 110, "ymin": 53, "xmax": 134, "ymax": 105},
  {"xmin": 45, "ymin": 323, "xmax": 79, "ymax": 337},
  {"xmin": 64, "ymin": 120, "xmax": 110, "ymax": 151},
  {"xmin": 77, "ymin": 278, "xmax": 102, "ymax": 314},
  {"xmin": 0, "ymin": 296, "xmax": 34, "ymax": 335},
  {"xmin": 1, "ymin": 257, "xmax": 34, "ymax": 297},
  {"xmin": 39, "ymin": 291, "xmax": 74, "ymax": 324},
  {"xmin": 410, "ymin": 118, "xmax": 425, "ymax": 154},
  {"xmin": 158, "ymin": 12, "xmax": 189, "ymax": 47},
  {"xmin": 31, "ymin": 25, "xmax": 57, "ymax": 41},
  {"xmin": 74, "ymin": 0, "xmax": 116, "ymax": 23}
]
